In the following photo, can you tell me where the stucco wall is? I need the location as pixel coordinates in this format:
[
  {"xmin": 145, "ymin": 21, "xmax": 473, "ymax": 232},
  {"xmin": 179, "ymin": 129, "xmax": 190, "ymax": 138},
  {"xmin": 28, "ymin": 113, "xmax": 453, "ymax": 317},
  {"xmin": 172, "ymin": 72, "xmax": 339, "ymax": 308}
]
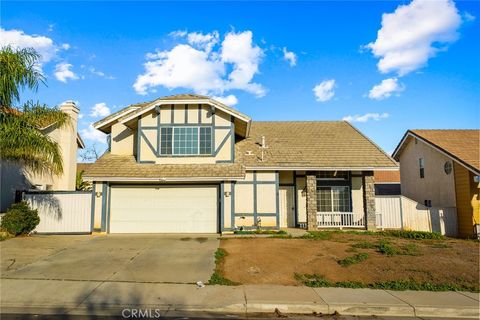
[
  {"xmin": 230, "ymin": 171, "xmax": 278, "ymax": 229},
  {"xmin": 120, "ymin": 104, "xmax": 235, "ymax": 164},
  {"xmin": 399, "ymin": 137, "xmax": 457, "ymax": 207},
  {"xmin": 351, "ymin": 175, "xmax": 364, "ymax": 214}
]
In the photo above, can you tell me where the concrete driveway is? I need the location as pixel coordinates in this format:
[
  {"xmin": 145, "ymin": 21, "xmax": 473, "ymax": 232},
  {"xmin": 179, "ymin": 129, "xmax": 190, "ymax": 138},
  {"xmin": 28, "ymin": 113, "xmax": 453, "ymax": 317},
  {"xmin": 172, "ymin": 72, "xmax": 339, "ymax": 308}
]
[{"xmin": 0, "ymin": 234, "xmax": 219, "ymax": 283}]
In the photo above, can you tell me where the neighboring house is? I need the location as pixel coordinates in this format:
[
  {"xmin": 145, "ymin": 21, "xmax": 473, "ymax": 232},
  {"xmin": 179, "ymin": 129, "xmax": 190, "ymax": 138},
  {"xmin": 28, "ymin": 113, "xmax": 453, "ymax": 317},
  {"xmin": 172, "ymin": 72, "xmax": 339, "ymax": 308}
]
[
  {"xmin": 84, "ymin": 94, "xmax": 397, "ymax": 234},
  {"xmin": 0, "ymin": 101, "xmax": 84, "ymax": 212},
  {"xmin": 393, "ymin": 130, "xmax": 480, "ymax": 238},
  {"xmin": 374, "ymin": 170, "xmax": 401, "ymax": 195}
]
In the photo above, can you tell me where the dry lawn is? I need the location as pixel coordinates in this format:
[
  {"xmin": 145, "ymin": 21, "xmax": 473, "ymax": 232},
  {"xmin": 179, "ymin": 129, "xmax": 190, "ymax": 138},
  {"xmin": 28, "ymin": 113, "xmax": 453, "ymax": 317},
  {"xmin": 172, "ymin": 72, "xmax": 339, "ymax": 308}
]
[{"xmin": 220, "ymin": 232, "xmax": 479, "ymax": 290}]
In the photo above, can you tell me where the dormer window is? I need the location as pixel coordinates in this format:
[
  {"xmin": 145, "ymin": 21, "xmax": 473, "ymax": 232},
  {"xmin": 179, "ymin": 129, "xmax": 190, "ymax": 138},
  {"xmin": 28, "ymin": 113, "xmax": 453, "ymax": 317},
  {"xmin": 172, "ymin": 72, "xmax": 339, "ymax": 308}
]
[{"xmin": 160, "ymin": 126, "xmax": 212, "ymax": 156}]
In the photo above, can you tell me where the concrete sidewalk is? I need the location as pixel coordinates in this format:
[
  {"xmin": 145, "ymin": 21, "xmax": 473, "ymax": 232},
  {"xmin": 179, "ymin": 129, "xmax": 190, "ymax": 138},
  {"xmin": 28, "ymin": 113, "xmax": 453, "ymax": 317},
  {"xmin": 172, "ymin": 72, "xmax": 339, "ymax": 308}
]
[{"xmin": 0, "ymin": 279, "xmax": 478, "ymax": 318}]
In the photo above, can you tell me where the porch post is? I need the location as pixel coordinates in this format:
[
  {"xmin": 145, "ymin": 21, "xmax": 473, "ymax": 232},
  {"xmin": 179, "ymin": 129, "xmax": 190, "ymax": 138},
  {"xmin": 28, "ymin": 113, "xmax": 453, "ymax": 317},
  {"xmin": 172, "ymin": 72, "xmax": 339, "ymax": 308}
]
[
  {"xmin": 363, "ymin": 171, "xmax": 376, "ymax": 231},
  {"xmin": 306, "ymin": 173, "xmax": 318, "ymax": 231}
]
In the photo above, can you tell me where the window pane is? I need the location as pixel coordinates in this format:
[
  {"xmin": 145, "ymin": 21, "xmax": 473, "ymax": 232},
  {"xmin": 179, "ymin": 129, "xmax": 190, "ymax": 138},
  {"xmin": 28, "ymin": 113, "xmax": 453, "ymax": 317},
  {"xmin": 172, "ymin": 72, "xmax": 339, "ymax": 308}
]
[
  {"xmin": 173, "ymin": 127, "xmax": 199, "ymax": 155},
  {"xmin": 200, "ymin": 127, "xmax": 212, "ymax": 154},
  {"xmin": 332, "ymin": 186, "xmax": 350, "ymax": 212},
  {"xmin": 160, "ymin": 127, "xmax": 172, "ymax": 155},
  {"xmin": 316, "ymin": 187, "xmax": 332, "ymax": 212}
]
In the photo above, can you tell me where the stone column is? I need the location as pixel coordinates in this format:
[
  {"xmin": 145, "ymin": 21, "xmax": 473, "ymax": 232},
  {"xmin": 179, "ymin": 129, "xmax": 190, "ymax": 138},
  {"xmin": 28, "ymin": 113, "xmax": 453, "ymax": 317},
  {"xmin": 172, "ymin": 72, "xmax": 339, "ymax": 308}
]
[
  {"xmin": 363, "ymin": 171, "xmax": 376, "ymax": 231},
  {"xmin": 306, "ymin": 174, "xmax": 318, "ymax": 231}
]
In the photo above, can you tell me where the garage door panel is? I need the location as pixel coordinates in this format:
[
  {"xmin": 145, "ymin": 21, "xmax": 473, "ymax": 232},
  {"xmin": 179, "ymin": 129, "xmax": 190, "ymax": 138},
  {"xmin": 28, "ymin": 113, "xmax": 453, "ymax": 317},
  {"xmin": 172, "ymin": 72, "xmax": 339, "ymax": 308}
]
[{"xmin": 109, "ymin": 185, "xmax": 218, "ymax": 233}]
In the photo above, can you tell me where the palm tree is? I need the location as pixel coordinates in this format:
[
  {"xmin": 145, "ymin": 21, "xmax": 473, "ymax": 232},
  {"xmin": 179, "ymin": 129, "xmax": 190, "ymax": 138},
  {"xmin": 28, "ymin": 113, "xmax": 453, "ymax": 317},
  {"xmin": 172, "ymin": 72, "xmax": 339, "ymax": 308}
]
[{"xmin": 0, "ymin": 46, "xmax": 71, "ymax": 175}]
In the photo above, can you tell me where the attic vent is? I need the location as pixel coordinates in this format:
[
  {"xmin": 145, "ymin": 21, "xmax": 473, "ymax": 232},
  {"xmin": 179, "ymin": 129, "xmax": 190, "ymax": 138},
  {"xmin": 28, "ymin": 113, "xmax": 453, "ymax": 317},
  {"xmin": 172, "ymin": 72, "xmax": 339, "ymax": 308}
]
[{"xmin": 245, "ymin": 150, "xmax": 253, "ymax": 156}]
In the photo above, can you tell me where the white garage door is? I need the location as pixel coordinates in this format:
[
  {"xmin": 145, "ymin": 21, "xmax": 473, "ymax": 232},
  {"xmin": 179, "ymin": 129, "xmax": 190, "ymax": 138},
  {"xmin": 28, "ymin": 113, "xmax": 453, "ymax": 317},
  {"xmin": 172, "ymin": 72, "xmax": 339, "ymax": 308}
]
[{"xmin": 109, "ymin": 185, "xmax": 218, "ymax": 233}]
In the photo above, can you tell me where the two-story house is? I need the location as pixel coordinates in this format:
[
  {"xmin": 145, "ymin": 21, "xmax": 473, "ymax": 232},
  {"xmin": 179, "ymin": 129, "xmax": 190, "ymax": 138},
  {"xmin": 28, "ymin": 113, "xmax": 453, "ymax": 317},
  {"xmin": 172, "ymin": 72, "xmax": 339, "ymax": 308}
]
[
  {"xmin": 393, "ymin": 129, "xmax": 480, "ymax": 238},
  {"xmin": 84, "ymin": 94, "xmax": 397, "ymax": 233}
]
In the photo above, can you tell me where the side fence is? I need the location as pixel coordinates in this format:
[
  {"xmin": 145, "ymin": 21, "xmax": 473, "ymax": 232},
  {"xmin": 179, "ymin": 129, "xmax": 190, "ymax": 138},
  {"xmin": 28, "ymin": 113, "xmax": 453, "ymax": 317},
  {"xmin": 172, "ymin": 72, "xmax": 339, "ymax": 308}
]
[
  {"xmin": 375, "ymin": 195, "xmax": 458, "ymax": 237},
  {"xmin": 24, "ymin": 191, "xmax": 92, "ymax": 234}
]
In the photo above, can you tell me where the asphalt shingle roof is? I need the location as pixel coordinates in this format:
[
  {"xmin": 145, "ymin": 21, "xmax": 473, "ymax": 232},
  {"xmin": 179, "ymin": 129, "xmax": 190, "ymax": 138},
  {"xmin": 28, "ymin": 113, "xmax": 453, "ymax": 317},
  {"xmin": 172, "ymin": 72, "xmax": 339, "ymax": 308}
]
[
  {"xmin": 410, "ymin": 129, "xmax": 480, "ymax": 173},
  {"xmin": 235, "ymin": 121, "xmax": 397, "ymax": 169},
  {"xmin": 84, "ymin": 153, "xmax": 245, "ymax": 179}
]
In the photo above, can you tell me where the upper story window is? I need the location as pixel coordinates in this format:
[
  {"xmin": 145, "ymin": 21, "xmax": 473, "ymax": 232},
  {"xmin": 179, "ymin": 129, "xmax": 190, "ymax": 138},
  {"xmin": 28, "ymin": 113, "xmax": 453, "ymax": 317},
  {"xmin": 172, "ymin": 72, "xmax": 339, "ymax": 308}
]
[
  {"xmin": 160, "ymin": 126, "xmax": 212, "ymax": 156},
  {"xmin": 419, "ymin": 158, "xmax": 425, "ymax": 178}
]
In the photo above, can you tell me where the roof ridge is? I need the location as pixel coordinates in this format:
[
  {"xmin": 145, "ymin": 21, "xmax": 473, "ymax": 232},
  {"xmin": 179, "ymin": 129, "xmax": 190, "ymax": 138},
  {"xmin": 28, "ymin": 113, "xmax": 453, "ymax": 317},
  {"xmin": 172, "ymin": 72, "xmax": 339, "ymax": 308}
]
[{"xmin": 344, "ymin": 121, "xmax": 398, "ymax": 166}]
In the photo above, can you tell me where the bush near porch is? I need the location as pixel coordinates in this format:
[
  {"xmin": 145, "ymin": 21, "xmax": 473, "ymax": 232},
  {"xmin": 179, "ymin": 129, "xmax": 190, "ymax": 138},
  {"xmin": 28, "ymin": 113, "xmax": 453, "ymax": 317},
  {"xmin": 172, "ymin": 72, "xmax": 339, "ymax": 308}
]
[{"xmin": 217, "ymin": 231, "xmax": 479, "ymax": 292}]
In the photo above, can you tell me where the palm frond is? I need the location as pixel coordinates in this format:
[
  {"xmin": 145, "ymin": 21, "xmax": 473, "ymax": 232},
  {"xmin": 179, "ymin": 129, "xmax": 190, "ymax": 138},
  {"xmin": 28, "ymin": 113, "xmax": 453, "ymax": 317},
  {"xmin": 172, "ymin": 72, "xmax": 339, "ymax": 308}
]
[
  {"xmin": 0, "ymin": 111, "xmax": 64, "ymax": 175},
  {"xmin": 0, "ymin": 46, "xmax": 46, "ymax": 108}
]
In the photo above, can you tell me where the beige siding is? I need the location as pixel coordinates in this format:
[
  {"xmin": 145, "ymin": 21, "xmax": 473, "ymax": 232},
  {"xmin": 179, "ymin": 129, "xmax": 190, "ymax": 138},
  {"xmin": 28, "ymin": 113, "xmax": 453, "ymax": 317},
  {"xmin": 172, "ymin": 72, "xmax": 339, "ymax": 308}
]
[
  {"xmin": 399, "ymin": 137, "xmax": 457, "ymax": 207},
  {"xmin": 231, "ymin": 171, "xmax": 278, "ymax": 229},
  {"xmin": 235, "ymin": 184, "xmax": 254, "ymax": 213},
  {"xmin": 111, "ymin": 123, "xmax": 134, "ymax": 155},
  {"xmin": 130, "ymin": 105, "xmax": 234, "ymax": 164},
  {"xmin": 296, "ymin": 176, "xmax": 307, "ymax": 223},
  {"xmin": 351, "ymin": 176, "xmax": 364, "ymax": 215},
  {"xmin": 257, "ymin": 184, "xmax": 276, "ymax": 213},
  {"xmin": 223, "ymin": 183, "xmax": 232, "ymax": 229},
  {"xmin": 93, "ymin": 182, "xmax": 103, "ymax": 230}
]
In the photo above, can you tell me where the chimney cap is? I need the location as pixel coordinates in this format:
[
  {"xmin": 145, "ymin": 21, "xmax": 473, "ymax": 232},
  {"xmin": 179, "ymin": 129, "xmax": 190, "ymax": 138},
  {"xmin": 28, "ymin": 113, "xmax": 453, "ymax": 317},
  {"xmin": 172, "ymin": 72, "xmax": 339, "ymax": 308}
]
[{"xmin": 60, "ymin": 100, "xmax": 79, "ymax": 112}]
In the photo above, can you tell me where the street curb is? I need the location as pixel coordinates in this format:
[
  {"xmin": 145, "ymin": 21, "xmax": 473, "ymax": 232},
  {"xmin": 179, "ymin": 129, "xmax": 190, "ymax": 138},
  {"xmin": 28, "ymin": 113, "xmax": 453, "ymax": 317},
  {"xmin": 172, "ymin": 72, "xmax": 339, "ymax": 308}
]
[{"xmin": 2, "ymin": 302, "xmax": 479, "ymax": 318}]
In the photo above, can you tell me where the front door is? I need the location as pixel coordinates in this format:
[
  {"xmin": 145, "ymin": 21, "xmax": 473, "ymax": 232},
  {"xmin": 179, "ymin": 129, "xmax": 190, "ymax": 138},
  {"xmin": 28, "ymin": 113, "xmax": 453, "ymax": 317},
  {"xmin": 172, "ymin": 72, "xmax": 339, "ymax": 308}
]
[{"xmin": 279, "ymin": 186, "xmax": 295, "ymax": 228}]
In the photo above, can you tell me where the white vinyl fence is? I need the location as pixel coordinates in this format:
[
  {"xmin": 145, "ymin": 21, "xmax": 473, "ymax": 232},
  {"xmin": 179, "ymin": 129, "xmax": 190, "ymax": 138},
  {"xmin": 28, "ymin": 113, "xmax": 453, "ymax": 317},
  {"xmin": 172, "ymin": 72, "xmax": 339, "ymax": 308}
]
[
  {"xmin": 24, "ymin": 191, "xmax": 92, "ymax": 234},
  {"xmin": 375, "ymin": 195, "xmax": 458, "ymax": 237}
]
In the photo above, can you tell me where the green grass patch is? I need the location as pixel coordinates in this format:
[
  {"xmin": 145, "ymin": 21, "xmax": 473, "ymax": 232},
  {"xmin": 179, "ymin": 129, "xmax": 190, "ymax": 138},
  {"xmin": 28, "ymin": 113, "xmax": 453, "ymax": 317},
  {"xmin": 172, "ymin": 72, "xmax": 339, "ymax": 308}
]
[
  {"xmin": 351, "ymin": 240, "xmax": 422, "ymax": 256},
  {"xmin": 351, "ymin": 241, "xmax": 377, "ymax": 249},
  {"xmin": 381, "ymin": 230, "xmax": 445, "ymax": 240},
  {"xmin": 301, "ymin": 231, "xmax": 336, "ymax": 240},
  {"xmin": 207, "ymin": 248, "xmax": 239, "ymax": 286},
  {"xmin": 234, "ymin": 230, "xmax": 287, "ymax": 235},
  {"xmin": 338, "ymin": 253, "xmax": 369, "ymax": 267},
  {"xmin": 294, "ymin": 274, "xmax": 479, "ymax": 292}
]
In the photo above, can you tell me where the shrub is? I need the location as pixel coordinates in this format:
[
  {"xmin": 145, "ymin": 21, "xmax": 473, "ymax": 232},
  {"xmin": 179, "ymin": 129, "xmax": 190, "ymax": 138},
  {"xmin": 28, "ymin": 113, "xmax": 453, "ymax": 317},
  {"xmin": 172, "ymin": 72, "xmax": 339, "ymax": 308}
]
[{"xmin": 0, "ymin": 201, "xmax": 40, "ymax": 236}]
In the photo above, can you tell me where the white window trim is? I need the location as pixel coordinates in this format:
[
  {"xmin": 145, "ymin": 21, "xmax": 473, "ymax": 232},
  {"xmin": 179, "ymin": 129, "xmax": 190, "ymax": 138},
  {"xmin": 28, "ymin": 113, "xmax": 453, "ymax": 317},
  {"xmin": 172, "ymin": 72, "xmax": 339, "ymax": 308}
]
[
  {"xmin": 161, "ymin": 126, "xmax": 212, "ymax": 156},
  {"xmin": 316, "ymin": 185, "xmax": 351, "ymax": 213}
]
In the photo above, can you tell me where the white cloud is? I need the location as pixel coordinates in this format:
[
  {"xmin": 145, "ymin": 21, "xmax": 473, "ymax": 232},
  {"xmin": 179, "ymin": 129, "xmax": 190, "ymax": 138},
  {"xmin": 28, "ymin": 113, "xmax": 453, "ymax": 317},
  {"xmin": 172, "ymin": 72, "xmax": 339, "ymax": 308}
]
[
  {"xmin": 61, "ymin": 43, "xmax": 71, "ymax": 50},
  {"xmin": 282, "ymin": 47, "xmax": 297, "ymax": 66},
  {"xmin": 134, "ymin": 30, "xmax": 265, "ymax": 98},
  {"xmin": 0, "ymin": 28, "xmax": 57, "ymax": 64},
  {"xmin": 80, "ymin": 124, "xmax": 106, "ymax": 144},
  {"xmin": 343, "ymin": 113, "xmax": 390, "ymax": 123},
  {"xmin": 169, "ymin": 30, "xmax": 187, "ymax": 38},
  {"xmin": 463, "ymin": 12, "xmax": 476, "ymax": 22},
  {"xmin": 54, "ymin": 62, "xmax": 78, "ymax": 83},
  {"xmin": 187, "ymin": 31, "xmax": 219, "ymax": 53},
  {"xmin": 221, "ymin": 31, "xmax": 265, "ymax": 97},
  {"xmin": 212, "ymin": 95, "xmax": 238, "ymax": 106},
  {"xmin": 368, "ymin": 78, "xmax": 404, "ymax": 100},
  {"xmin": 366, "ymin": 0, "xmax": 462, "ymax": 76},
  {"xmin": 90, "ymin": 102, "xmax": 111, "ymax": 117},
  {"xmin": 313, "ymin": 79, "xmax": 336, "ymax": 102},
  {"xmin": 89, "ymin": 67, "xmax": 115, "ymax": 79}
]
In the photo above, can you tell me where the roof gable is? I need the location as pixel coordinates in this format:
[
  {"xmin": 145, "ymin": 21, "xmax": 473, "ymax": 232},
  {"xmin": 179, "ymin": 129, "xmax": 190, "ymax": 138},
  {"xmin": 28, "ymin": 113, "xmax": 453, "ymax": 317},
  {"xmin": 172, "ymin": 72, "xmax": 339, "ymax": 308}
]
[
  {"xmin": 93, "ymin": 94, "xmax": 251, "ymax": 136},
  {"xmin": 393, "ymin": 129, "xmax": 480, "ymax": 175}
]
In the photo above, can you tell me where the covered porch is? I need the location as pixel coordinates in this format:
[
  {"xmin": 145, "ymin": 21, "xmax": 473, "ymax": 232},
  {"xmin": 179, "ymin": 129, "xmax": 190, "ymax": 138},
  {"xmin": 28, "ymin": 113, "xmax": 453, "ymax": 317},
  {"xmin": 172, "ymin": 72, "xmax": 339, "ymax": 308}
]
[{"xmin": 279, "ymin": 170, "xmax": 377, "ymax": 231}]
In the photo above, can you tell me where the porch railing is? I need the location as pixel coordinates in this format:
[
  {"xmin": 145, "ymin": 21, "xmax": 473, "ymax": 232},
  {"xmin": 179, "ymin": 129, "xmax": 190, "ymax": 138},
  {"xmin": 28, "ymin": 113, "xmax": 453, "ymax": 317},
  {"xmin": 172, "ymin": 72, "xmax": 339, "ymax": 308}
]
[{"xmin": 317, "ymin": 212, "xmax": 365, "ymax": 228}]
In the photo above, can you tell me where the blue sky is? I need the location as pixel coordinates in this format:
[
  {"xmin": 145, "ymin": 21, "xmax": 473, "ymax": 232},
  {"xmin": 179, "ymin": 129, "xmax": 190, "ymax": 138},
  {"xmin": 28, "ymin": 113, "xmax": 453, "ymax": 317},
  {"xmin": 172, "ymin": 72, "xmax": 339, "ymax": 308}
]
[{"xmin": 2, "ymin": 1, "xmax": 479, "ymax": 158}]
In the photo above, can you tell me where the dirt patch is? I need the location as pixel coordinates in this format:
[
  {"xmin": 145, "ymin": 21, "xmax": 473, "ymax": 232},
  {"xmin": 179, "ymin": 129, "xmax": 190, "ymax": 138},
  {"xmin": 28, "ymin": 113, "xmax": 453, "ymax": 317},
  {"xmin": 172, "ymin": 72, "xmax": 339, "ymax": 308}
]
[{"xmin": 220, "ymin": 233, "xmax": 479, "ymax": 289}]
